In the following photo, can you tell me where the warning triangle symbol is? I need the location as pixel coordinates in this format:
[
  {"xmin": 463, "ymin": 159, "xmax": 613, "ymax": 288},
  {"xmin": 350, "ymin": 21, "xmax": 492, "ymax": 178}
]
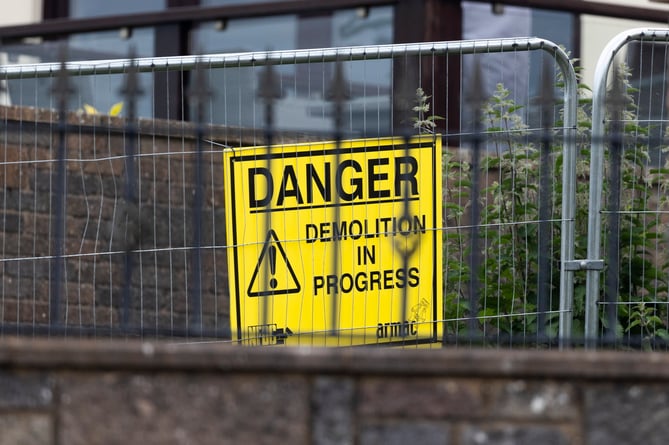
[{"xmin": 247, "ymin": 229, "xmax": 301, "ymax": 297}]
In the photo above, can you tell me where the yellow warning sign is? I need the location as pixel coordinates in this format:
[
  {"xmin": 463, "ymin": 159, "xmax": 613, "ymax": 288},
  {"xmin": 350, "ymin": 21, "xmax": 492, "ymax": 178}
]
[{"xmin": 223, "ymin": 135, "xmax": 442, "ymax": 346}]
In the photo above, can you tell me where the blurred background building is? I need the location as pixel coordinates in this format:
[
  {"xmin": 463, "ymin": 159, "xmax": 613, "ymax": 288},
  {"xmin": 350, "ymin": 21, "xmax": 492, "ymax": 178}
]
[{"xmin": 1, "ymin": 0, "xmax": 668, "ymax": 133}]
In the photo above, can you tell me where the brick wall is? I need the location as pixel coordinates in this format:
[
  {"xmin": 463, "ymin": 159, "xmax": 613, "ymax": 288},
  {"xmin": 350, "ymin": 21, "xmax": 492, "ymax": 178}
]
[
  {"xmin": 0, "ymin": 105, "xmax": 264, "ymax": 337},
  {"xmin": 1, "ymin": 339, "xmax": 669, "ymax": 445},
  {"xmin": 1, "ymin": 105, "xmax": 327, "ymax": 337}
]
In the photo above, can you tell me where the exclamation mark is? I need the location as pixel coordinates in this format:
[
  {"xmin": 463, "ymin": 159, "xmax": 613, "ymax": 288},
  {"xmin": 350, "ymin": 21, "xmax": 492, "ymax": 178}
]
[{"xmin": 268, "ymin": 245, "xmax": 278, "ymax": 289}]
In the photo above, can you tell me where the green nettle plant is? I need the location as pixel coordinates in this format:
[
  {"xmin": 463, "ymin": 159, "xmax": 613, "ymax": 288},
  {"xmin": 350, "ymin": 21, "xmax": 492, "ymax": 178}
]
[
  {"xmin": 442, "ymin": 83, "xmax": 554, "ymax": 340},
  {"xmin": 413, "ymin": 87, "xmax": 443, "ymax": 133},
  {"xmin": 435, "ymin": 65, "xmax": 669, "ymax": 348}
]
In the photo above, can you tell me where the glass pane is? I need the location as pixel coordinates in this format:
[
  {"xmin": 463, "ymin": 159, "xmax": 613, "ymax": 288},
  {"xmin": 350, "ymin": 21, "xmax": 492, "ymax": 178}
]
[
  {"xmin": 69, "ymin": 0, "xmax": 165, "ymax": 18},
  {"xmin": 69, "ymin": 29, "xmax": 155, "ymax": 60},
  {"xmin": 2, "ymin": 28, "xmax": 155, "ymax": 116},
  {"xmin": 68, "ymin": 28, "xmax": 154, "ymax": 116},
  {"xmin": 195, "ymin": 15, "xmax": 297, "ymax": 53},
  {"xmin": 530, "ymin": 9, "xmax": 576, "ymax": 94},
  {"xmin": 462, "ymin": 2, "xmax": 574, "ymax": 130},
  {"xmin": 332, "ymin": 7, "xmax": 393, "ymax": 47},
  {"xmin": 191, "ymin": 7, "xmax": 393, "ymax": 134},
  {"xmin": 462, "ymin": 2, "xmax": 532, "ymax": 130}
]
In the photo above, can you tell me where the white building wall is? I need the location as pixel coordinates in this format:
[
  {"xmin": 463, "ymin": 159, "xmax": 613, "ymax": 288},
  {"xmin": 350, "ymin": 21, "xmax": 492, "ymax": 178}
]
[
  {"xmin": 580, "ymin": 1, "xmax": 669, "ymax": 87},
  {"xmin": 0, "ymin": 0, "xmax": 42, "ymax": 26}
]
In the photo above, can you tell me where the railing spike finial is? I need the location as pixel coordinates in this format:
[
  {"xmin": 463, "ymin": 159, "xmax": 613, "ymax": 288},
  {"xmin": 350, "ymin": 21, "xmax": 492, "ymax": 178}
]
[
  {"xmin": 118, "ymin": 46, "xmax": 145, "ymax": 334},
  {"xmin": 602, "ymin": 60, "xmax": 627, "ymax": 345},
  {"xmin": 188, "ymin": 55, "xmax": 214, "ymax": 113},
  {"xmin": 327, "ymin": 59, "xmax": 350, "ymax": 140},
  {"xmin": 49, "ymin": 42, "xmax": 75, "ymax": 333},
  {"xmin": 325, "ymin": 59, "xmax": 350, "ymax": 337},
  {"xmin": 327, "ymin": 59, "xmax": 350, "ymax": 104},
  {"xmin": 535, "ymin": 57, "xmax": 556, "ymax": 341},
  {"xmin": 51, "ymin": 44, "xmax": 74, "ymax": 113},
  {"xmin": 257, "ymin": 53, "xmax": 281, "ymax": 333},
  {"xmin": 467, "ymin": 58, "xmax": 487, "ymax": 113},
  {"xmin": 186, "ymin": 50, "xmax": 211, "ymax": 338},
  {"xmin": 258, "ymin": 60, "xmax": 281, "ymax": 104},
  {"xmin": 538, "ymin": 58, "xmax": 556, "ymax": 127},
  {"xmin": 466, "ymin": 57, "xmax": 485, "ymax": 342},
  {"xmin": 120, "ymin": 46, "xmax": 144, "ymax": 104},
  {"xmin": 393, "ymin": 58, "xmax": 416, "ymax": 136},
  {"xmin": 607, "ymin": 62, "xmax": 628, "ymax": 123}
]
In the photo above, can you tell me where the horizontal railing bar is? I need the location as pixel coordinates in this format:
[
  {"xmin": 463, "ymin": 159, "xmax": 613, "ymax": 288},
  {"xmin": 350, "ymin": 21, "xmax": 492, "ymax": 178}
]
[{"xmin": 0, "ymin": 37, "xmax": 567, "ymax": 79}]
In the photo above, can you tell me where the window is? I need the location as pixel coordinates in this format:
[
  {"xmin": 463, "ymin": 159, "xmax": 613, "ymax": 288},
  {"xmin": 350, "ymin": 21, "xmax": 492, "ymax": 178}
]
[
  {"xmin": 191, "ymin": 6, "xmax": 393, "ymax": 133},
  {"xmin": 461, "ymin": 2, "xmax": 576, "ymax": 131},
  {"xmin": 69, "ymin": 0, "xmax": 166, "ymax": 18}
]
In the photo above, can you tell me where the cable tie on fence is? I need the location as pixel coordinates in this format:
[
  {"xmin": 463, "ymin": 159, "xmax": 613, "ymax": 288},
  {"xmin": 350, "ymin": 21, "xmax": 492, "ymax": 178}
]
[{"xmin": 203, "ymin": 139, "xmax": 231, "ymax": 148}]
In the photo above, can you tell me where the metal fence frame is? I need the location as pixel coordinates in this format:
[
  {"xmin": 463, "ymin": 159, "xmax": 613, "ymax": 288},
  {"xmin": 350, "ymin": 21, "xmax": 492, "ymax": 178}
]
[{"xmin": 0, "ymin": 37, "xmax": 578, "ymax": 343}]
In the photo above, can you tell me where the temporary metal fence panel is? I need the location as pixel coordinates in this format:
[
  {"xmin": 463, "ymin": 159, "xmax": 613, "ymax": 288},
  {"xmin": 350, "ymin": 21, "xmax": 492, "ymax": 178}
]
[
  {"xmin": 587, "ymin": 28, "xmax": 669, "ymax": 349},
  {"xmin": 0, "ymin": 38, "xmax": 577, "ymax": 345}
]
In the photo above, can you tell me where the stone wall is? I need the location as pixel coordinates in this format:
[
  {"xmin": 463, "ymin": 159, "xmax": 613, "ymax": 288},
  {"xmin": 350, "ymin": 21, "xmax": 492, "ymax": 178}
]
[{"xmin": 1, "ymin": 338, "xmax": 669, "ymax": 445}]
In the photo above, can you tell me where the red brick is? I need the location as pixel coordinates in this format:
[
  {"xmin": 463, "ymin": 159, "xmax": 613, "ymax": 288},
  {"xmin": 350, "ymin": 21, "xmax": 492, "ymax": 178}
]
[
  {"xmin": 1, "ymin": 298, "xmax": 50, "ymax": 324},
  {"xmin": 2, "ymin": 146, "xmax": 33, "ymax": 190}
]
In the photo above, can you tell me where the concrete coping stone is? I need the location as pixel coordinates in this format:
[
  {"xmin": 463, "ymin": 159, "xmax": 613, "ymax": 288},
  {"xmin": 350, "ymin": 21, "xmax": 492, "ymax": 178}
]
[{"xmin": 0, "ymin": 338, "xmax": 667, "ymax": 381}]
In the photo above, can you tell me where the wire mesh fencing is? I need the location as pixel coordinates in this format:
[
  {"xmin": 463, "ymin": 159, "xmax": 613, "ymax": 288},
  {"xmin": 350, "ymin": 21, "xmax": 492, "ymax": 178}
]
[
  {"xmin": 586, "ymin": 28, "xmax": 669, "ymax": 350},
  {"xmin": 0, "ymin": 38, "xmax": 578, "ymax": 346}
]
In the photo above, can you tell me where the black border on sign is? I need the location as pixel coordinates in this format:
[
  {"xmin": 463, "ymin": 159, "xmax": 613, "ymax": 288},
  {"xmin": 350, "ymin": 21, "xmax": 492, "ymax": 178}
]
[
  {"xmin": 431, "ymin": 139, "xmax": 439, "ymax": 342},
  {"xmin": 228, "ymin": 155, "xmax": 243, "ymax": 341},
  {"xmin": 227, "ymin": 139, "xmax": 439, "ymax": 344}
]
